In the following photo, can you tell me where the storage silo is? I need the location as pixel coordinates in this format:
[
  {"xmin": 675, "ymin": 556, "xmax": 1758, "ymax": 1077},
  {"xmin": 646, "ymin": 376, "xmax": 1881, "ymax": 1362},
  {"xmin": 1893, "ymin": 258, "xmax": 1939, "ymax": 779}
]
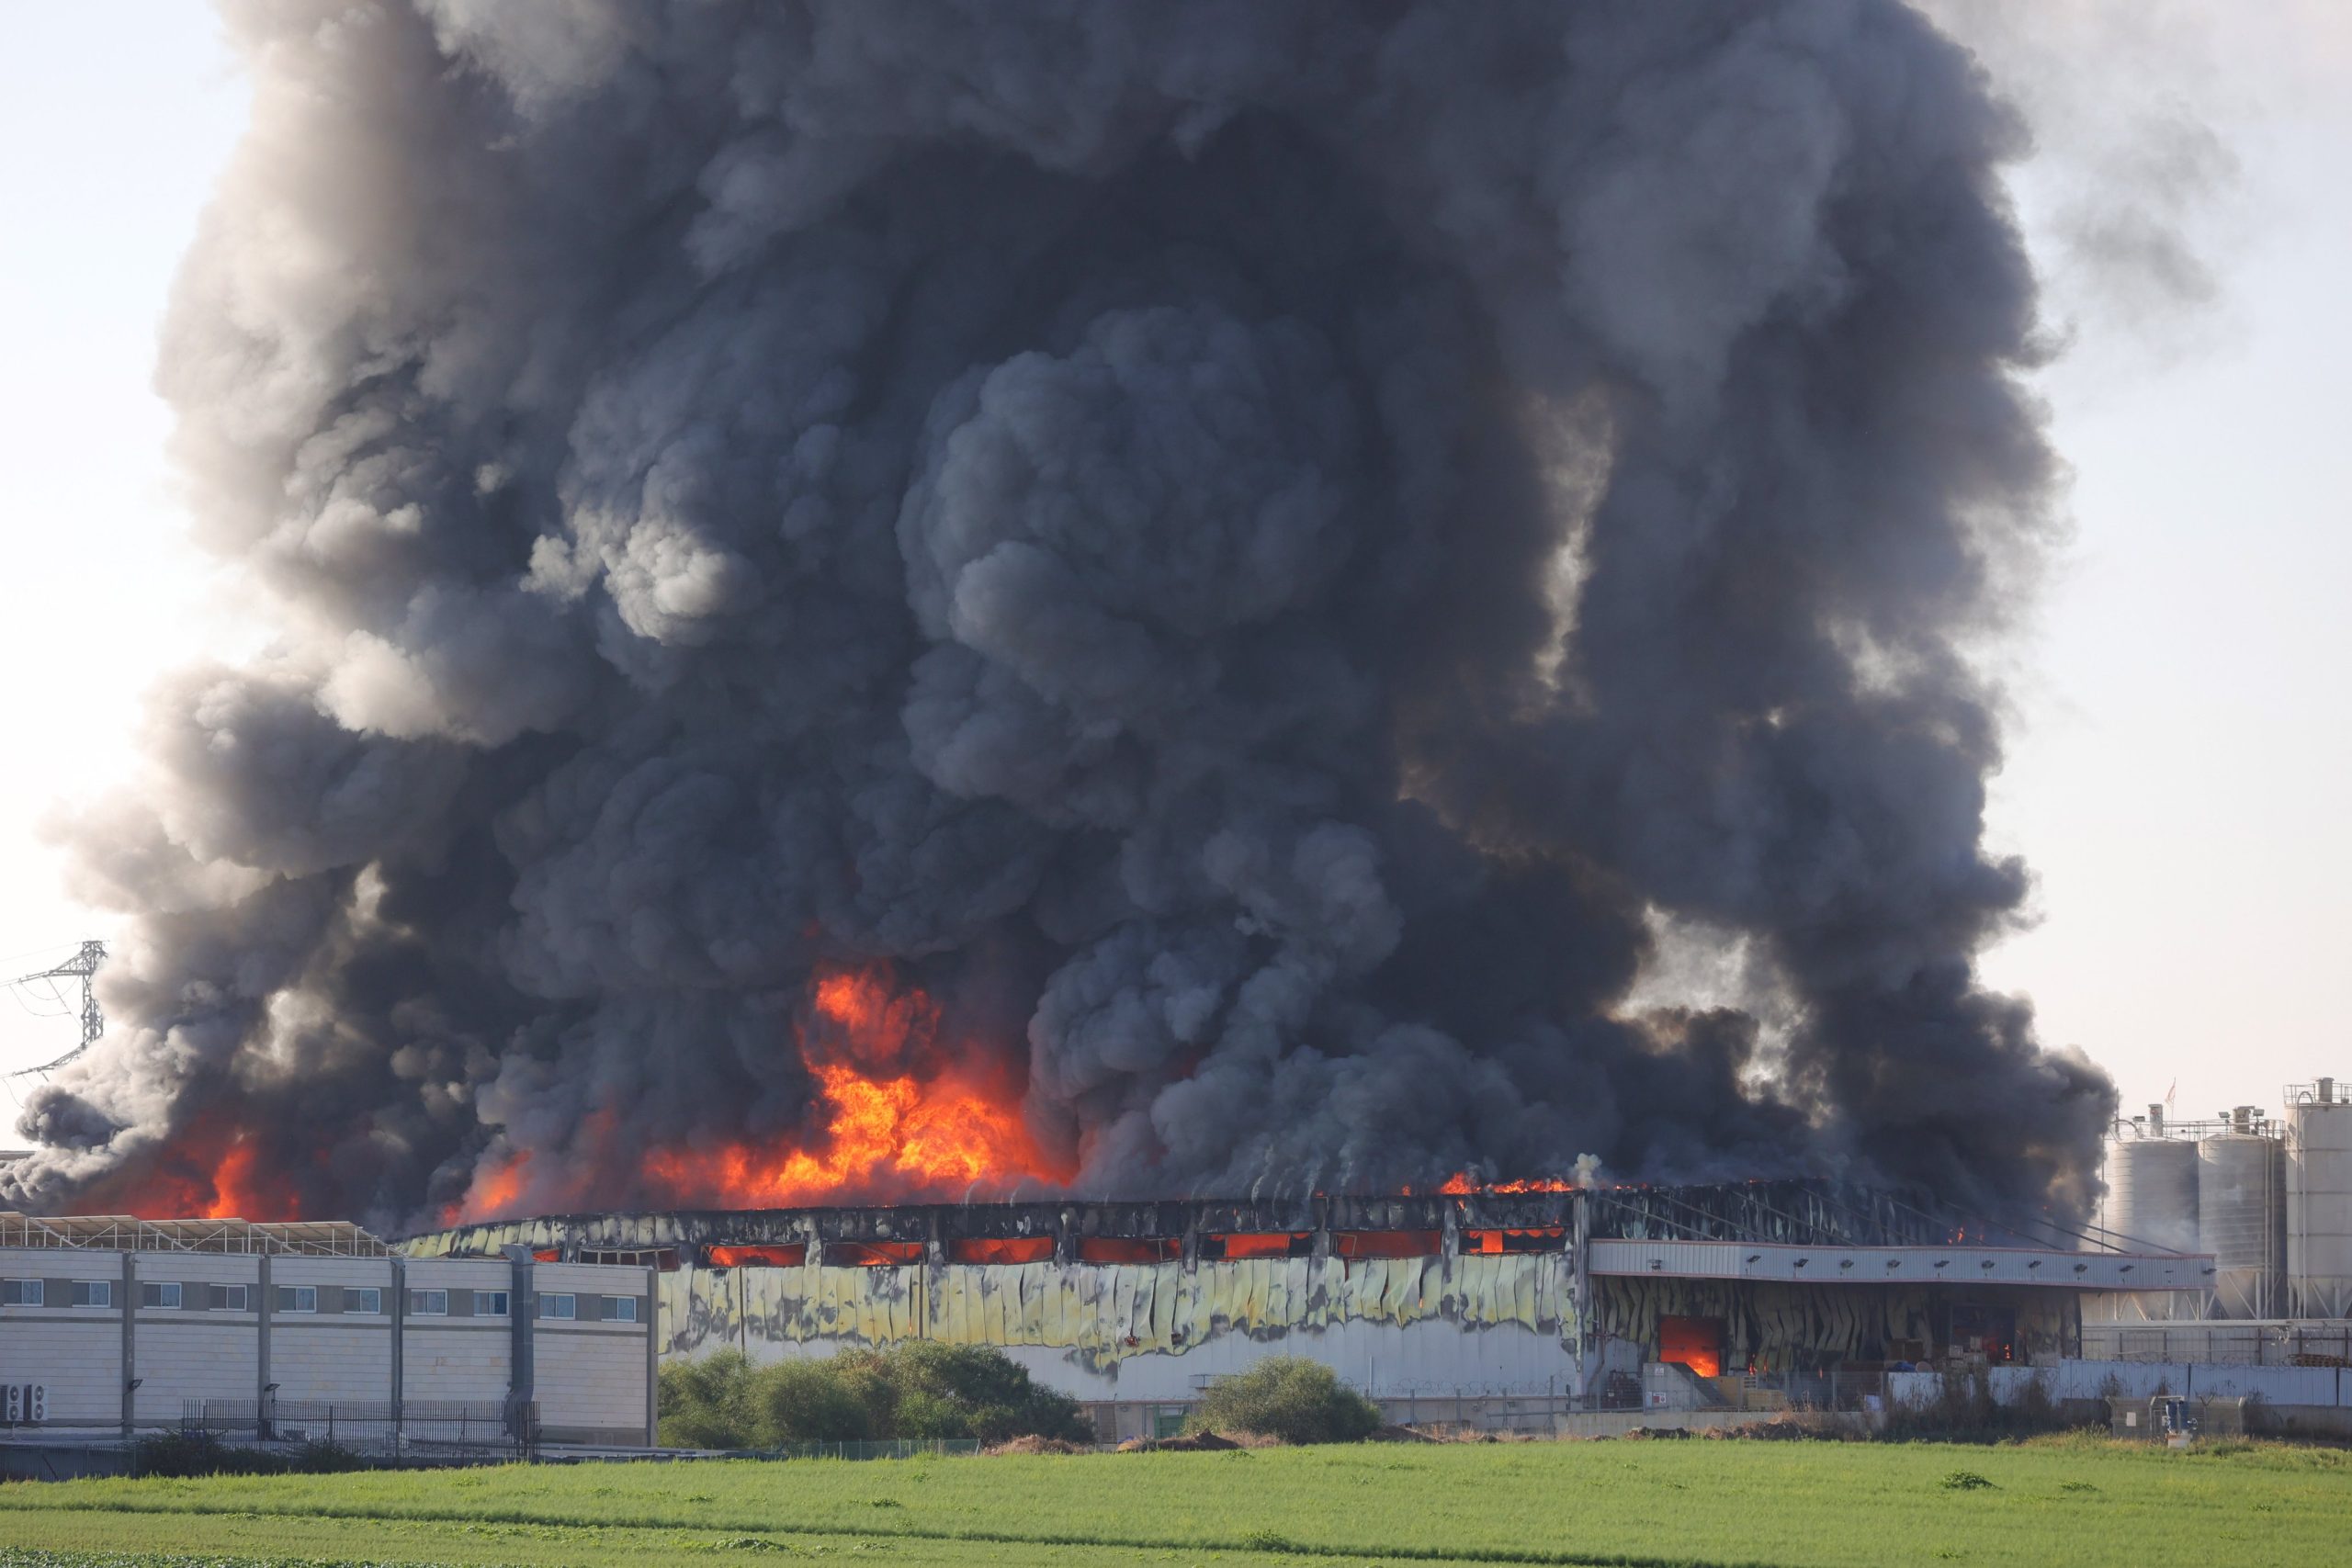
[
  {"xmin": 2102, "ymin": 1113, "xmax": 2199, "ymax": 1254},
  {"xmin": 2197, "ymin": 1111, "xmax": 2285, "ymax": 1319},
  {"xmin": 2287, "ymin": 1080, "xmax": 2352, "ymax": 1320}
]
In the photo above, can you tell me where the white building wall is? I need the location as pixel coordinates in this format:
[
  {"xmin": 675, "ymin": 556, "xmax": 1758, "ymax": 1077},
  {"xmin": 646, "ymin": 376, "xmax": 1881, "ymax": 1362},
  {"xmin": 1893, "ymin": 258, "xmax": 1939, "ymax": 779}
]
[
  {"xmin": 528, "ymin": 1263, "xmax": 653, "ymax": 1441},
  {"xmin": 266, "ymin": 1258, "xmax": 397, "ymax": 1405},
  {"xmin": 401, "ymin": 1257, "xmax": 513, "ymax": 1296},
  {"xmin": 133, "ymin": 1325, "xmax": 257, "ymax": 1426},
  {"xmin": 131, "ymin": 1255, "xmax": 261, "ymax": 1426},
  {"xmin": 399, "ymin": 1256, "xmax": 513, "ymax": 1407},
  {"xmin": 533, "ymin": 1327, "xmax": 646, "ymax": 1438},
  {"xmin": 0, "ymin": 1246, "xmax": 121, "ymax": 1427},
  {"xmin": 3, "ymin": 1246, "xmax": 650, "ymax": 1442},
  {"xmin": 401, "ymin": 1326, "xmax": 511, "ymax": 1405}
]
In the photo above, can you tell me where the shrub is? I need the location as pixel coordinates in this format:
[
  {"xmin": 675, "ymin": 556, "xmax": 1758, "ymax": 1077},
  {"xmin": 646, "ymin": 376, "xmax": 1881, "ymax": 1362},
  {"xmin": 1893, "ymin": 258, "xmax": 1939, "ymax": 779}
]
[
  {"xmin": 754, "ymin": 1356, "xmax": 883, "ymax": 1442},
  {"xmin": 1878, "ymin": 1368, "xmax": 2082, "ymax": 1444},
  {"xmin": 1187, "ymin": 1358, "xmax": 1381, "ymax": 1445},
  {"xmin": 131, "ymin": 1432, "xmax": 367, "ymax": 1477},
  {"xmin": 879, "ymin": 1341, "xmax": 1090, "ymax": 1445},
  {"xmin": 657, "ymin": 1342, "xmax": 1092, "ymax": 1449},
  {"xmin": 659, "ymin": 1349, "xmax": 761, "ymax": 1448}
]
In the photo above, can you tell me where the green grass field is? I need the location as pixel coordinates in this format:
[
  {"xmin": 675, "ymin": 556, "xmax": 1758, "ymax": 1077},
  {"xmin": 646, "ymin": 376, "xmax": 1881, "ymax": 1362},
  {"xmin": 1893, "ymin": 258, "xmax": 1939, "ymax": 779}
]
[{"xmin": 2, "ymin": 1436, "xmax": 2346, "ymax": 1567}]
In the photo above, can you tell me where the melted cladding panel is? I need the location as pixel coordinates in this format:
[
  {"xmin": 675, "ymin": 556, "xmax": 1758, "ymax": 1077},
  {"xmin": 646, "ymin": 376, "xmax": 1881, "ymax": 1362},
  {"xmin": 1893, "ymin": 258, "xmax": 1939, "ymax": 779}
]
[{"xmin": 660, "ymin": 1252, "xmax": 1575, "ymax": 1382}]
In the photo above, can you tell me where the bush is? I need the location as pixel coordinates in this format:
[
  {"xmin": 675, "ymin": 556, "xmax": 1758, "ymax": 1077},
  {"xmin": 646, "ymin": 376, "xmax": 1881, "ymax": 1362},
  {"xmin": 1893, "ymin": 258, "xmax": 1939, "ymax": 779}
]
[
  {"xmin": 755, "ymin": 1356, "xmax": 883, "ymax": 1443},
  {"xmin": 658, "ymin": 1342, "xmax": 1092, "ymax": 1449},
  {"xmin": 659, "ymin": 1350, "xmax": 762, "ymax": 1448},
  {"xmin": 1878, "ymin": 1368, "xmax": 2081, "ymax": 1444},
  {"xmin": 1187, "ymin": 1358, "xmax": 1381, "ymax": 1445},
  {"xmin": 881, "ymin": 1342, "xmax": 1090, "ymax": 1445},
  {"xmin": 131, "ymin": 1432, "xmax": 368, "ymax": 1478}
]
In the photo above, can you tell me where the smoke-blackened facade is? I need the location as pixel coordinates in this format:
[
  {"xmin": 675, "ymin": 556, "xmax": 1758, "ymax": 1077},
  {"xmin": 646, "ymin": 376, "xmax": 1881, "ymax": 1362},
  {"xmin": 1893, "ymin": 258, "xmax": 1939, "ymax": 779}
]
[{"xmin": 10, "ymin": 1, "xmax": 2110, "ymax": 1230}]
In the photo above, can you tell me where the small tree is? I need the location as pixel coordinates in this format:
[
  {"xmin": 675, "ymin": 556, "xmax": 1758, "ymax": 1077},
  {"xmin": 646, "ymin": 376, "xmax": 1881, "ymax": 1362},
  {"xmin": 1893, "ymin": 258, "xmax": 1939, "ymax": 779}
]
[
  {"xmin": 879, "ymin": 1340, "xmax": 1091, "ymax": 1443},
  {"xmin": 754, "ymin": 1355, "xmax": 885, "ymax": 1441},
  {"xmin": 658, "ymin": 1350, "xmax": 758, "ymax": 1448},
  {"xmin": 1189, "ymin": 1357, "xmax": 1380, "ymax": 1444}
]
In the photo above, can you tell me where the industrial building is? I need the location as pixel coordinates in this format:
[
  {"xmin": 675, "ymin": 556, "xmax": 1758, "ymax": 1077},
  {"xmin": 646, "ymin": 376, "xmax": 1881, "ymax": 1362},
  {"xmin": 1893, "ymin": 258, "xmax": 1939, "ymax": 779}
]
[
  {"xmin": 410, "ymin": 1179, "xmax": 2202, "ymax": 1440},
  {"xmin": 2092, "ymin": 1078, "xmax": 2352, "ymax": 1328},
  {"xmin": 0, "ymin": 1213, "xmax": 655, "ymax": 1449}
]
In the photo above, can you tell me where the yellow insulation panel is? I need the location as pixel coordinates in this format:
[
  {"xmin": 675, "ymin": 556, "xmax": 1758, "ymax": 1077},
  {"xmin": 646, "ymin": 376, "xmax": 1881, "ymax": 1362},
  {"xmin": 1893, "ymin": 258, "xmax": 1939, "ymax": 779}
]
[{"xmin": 654, "ymin": 1253, "xmax": 1573, "ymax": 1372}]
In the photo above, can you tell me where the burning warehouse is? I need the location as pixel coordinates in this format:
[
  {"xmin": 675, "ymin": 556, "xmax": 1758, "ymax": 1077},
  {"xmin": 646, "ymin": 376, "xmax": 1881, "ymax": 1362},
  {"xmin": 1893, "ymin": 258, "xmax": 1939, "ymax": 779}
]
[
  {"xmin": 6, "ymin": 0, "xmax": 2127, "ymax": 1355},
  {"xmin": 410, "ymin": 1183, "xmax": 2201, "ymax": 1437}
]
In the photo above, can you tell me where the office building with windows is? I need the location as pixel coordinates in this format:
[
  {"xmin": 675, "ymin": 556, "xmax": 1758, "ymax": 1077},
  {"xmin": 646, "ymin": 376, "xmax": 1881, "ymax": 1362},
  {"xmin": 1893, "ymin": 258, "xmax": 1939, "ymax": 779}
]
[{"xmin": 0, "ymin": 1213, "xmax": 652, "ymax": 1447}]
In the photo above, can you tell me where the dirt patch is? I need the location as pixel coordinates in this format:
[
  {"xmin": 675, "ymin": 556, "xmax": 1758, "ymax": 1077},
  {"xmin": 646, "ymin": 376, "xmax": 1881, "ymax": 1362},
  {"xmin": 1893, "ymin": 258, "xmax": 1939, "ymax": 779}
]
[
  {"xmin": 1366, "ymin": 1424, "xmax": 1442, "ymax": 1443},
  {"xmin": 984, "ymin": 1435, "xmax": 1094, "ymax": 1456},
  {"xmin": 1118, "ymin": 1430, "xmax": 1242, "ymax": 1452},
  {"xmin": 1701, "ymin": 1415, "xmax": 1843, "ymax": 1442}
]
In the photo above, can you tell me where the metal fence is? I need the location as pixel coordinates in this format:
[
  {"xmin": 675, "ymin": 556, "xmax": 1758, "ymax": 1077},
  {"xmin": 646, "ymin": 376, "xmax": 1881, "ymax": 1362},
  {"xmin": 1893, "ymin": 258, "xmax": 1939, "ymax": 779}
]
[
  {"xmin": 751, "ymin": 1438, "xmax": 982, "ymax": 1461},
  {"xmin": 179, "ymin": 1398, "xmax": 531, "ymax": 1458}
]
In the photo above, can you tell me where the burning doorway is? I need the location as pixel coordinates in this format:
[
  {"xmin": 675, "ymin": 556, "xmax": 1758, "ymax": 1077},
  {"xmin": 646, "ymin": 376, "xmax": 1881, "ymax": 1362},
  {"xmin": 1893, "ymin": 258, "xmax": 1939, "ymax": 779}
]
[{"xmin": 1658, "ymin": 1314, "xmax": 1725, "ymax": 1379}]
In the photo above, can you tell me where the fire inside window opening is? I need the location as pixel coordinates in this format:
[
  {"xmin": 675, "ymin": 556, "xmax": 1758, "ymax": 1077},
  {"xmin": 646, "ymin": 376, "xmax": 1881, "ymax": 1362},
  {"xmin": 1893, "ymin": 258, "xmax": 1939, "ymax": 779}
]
[
  {"xmin": 947, "ymin": 1236, "xmax": 1055, "ymax": 1265},
  {"xmin": 824, "ymin": 1240, "xmax": 927, "ymax": 1268},
  {"xmin": 1204, "ymin": 1232, "xmax": 1315, "ymax": 1260},
  {"xmin": 1464, "ymin": 1227, "xmax": 1567, "ymax": 1255},
  {"xmin": 1331, "ymin": 1230, "xmax": 1443, "ymax": 1259},
  {"xmin": 705, "ymin": 1244, "xmax": 808, "ymax": 1269}
]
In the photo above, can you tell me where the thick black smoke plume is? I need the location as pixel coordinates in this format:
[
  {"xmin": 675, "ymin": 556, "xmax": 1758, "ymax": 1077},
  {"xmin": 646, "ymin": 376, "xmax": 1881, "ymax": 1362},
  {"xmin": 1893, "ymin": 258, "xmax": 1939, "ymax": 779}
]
[{"xmin": 7, "ymin": 0, "xmax": 2114, "ymax": 1229}]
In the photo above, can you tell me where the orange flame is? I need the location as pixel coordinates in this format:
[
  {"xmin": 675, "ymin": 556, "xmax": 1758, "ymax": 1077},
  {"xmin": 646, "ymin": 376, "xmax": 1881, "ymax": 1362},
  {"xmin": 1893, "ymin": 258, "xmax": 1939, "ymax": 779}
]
[
  {"xmin": 442, "ymin": 1150, "xmax": 531, "ymax": 1227},
  {"xmin": 640, "ymin": 961, "xmax": 1061, "ymax": 1209},
  {"xmin": 1438, "ymin": 1172, "xmax": 1577, "ymax": 1194},
  {"xmin": 62, "ymin": 1112, "xmax": 310, "ymax": 1223},
  {"xmin": 203, "ymin": 1136, "xmax": 275, "ymax": 1220}
]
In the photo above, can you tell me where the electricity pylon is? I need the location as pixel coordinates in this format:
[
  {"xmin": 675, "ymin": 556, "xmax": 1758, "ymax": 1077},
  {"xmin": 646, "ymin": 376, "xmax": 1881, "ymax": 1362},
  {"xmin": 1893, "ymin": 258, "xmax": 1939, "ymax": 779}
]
[{"xmin": 6, "ymin": 940, "xmax": 106, "ymax": 1075}]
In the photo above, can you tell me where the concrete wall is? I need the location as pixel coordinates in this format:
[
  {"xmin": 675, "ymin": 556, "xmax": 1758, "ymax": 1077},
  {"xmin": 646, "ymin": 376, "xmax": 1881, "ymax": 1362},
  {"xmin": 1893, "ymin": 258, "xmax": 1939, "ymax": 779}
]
[{"xmin": 1889, "ymin": 1358, "xmax": 2352, "ymax": 1436}]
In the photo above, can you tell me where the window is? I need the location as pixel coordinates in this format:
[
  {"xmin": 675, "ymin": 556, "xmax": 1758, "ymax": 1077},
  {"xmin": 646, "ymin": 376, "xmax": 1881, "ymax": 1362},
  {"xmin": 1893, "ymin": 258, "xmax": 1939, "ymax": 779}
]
[
  {"xmin": 407, "ymin": 1289, "xmax": 448, "ymax": 1316},
  {"xmin": 275, "ymin": 1285, "xmax": 318, "ymax": 1314},
  {"xmin": 207, "ymin": 1284, "xmax": 251, "ymax": 1312},
  {"xmin": 1, "ymin": 1279, "xmax": 40, "ymax": 1306},
  {"xmin": 141, "ymin": 1281, "xmax": 182, "ymax": 1309},
  {"xmin": 472, "ymin": 1290, "xmax": 510, "ymax": 1317},
  {"xmin": 344, "ymin": 1287, "xmax": 382, "ymax": 1314},
  {"xmin": 72, "ymin": 1280, "xmax": 111, "ymax": 1308},
  {"xmin": 537, "ymin": 1292, "xmax": 576, "ymax": 1320},
  {"xmin": 604, "ymin": 1295, "xmax": 639, "ymax": 1324}
]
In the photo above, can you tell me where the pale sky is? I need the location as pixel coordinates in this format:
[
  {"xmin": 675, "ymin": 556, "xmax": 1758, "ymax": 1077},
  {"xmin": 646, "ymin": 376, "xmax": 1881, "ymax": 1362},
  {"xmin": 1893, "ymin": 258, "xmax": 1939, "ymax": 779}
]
[{"xmin": 1, "ymin": 4, "xmax": 2346, "ymax": 1132}]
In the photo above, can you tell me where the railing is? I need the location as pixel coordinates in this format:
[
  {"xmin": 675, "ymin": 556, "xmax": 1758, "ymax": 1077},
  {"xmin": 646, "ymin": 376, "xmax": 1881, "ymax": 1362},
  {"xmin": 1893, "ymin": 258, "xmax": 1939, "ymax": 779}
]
[
  {"xmin": 749, "ymin": 1438, "xmax": 981, "ymax": 1461},
  {"xmin": 179, "ymin": 1397, "xmax": 529, "ymax": 1457}
]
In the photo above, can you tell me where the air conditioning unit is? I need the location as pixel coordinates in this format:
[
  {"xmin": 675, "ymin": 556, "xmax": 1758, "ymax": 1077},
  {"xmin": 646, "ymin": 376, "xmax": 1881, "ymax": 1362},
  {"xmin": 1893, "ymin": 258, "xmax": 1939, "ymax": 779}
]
[
  {"xmin": 2, "ymin": 1384, "xmax": 20, "ymax": 1424},
  {"xmin": 25, "ymin": 1384, "xmax": 44, "ymax": 1423}
]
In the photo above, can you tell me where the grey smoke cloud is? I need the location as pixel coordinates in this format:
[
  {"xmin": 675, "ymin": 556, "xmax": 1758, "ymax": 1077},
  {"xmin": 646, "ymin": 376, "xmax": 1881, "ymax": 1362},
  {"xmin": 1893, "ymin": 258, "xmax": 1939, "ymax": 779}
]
[{"xmin": 7, "ymin": 0, "xmax": 2113, "ymax": 1228}]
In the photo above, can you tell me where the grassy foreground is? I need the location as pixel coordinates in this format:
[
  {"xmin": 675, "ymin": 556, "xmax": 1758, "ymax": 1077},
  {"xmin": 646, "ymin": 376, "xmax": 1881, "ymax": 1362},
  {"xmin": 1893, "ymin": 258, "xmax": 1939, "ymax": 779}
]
[{"xmin": 2, "ymin": 1435, "xmax": 2347, "ymax": 1567}]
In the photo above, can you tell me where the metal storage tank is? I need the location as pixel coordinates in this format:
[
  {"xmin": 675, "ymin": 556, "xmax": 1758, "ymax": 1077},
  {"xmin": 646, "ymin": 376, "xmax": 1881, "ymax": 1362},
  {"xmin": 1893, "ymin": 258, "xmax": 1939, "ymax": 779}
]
[
  {"xmin": 2197, "ymin": 1118, "xmax": 2285, "ymax": 1319},
  {"xmin": 2287, "ymin": 1080, "xmax": 2352, "ymax": 1319},
  {"xmin": 2102, "ymin": 1120, "xmax": 2199, "ymax": 1254}
]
